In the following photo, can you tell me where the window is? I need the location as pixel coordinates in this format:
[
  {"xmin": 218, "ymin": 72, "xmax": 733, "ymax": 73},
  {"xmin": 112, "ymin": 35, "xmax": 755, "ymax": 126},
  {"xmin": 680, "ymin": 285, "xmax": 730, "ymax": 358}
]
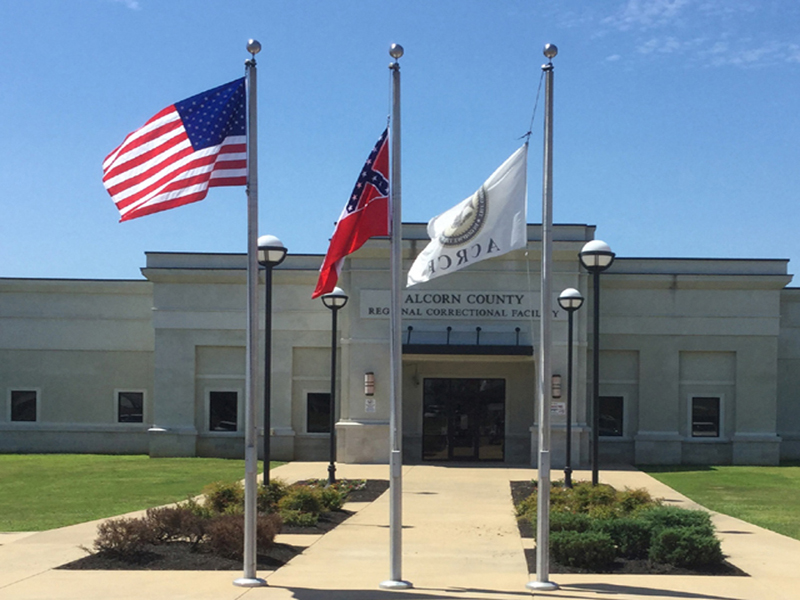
[
  {"xmin": 692, "ymin": 397, "xmax": 720, "ymax": 438},
  {"xmin": 117, "ymin": 391, "xmax": 144, "ymax": 423},
  {"xmin": 11, "ymin": 390, "xmax": 37, "ymax": 422},
  {"xmin": 599, "ymin": 396, "xmax": 623, "ymax": 437},
  {"xmin": 209, "ymin": 391, "xmax": 238, "ymax": 432},
  {"xmin": 306, "ymin": 392, "xmax": 331, "ymax": 433}
]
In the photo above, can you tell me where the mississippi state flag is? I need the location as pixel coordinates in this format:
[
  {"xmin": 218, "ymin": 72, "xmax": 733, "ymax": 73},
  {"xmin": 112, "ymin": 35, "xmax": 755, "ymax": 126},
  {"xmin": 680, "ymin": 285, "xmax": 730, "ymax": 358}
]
[
  {"xmin": 312, "ymin": 129, "xmax": 390, "ymax": 298},
  {"xmin": 103, "ymin": 78, "xmax": 247, "ymax": 222}
]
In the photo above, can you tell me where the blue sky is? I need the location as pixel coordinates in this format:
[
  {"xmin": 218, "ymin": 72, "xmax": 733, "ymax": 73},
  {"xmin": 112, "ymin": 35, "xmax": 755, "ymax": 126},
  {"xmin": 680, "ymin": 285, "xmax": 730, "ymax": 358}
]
[{"xmin": 1, "ymin": 0, "xmax": 798, "ymax": 280}]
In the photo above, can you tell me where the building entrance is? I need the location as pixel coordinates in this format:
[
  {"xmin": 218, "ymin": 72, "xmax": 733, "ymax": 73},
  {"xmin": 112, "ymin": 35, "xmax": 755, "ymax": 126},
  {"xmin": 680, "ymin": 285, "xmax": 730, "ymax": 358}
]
[{"xmin": 422, "ymin": 378, "xmax": 505, "ymax": 461}]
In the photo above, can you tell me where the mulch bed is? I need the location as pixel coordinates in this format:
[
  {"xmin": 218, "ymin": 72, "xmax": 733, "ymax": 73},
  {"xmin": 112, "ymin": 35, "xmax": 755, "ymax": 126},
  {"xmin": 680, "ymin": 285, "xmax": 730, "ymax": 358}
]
[
  {"xmin": 58, "ymin": 479, "xmax": 389, "ymax": 571},
  {"xmin": 510, "ymin": 481, "xmax": 748, "ymax": 576}
]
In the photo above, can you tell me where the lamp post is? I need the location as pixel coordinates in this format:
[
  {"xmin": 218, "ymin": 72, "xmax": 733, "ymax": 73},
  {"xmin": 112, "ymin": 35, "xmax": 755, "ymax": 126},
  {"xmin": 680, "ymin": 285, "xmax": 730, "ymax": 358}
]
[
  {"xmin": 579, "ymin": 240, "xmax": 615, "ymax": 486},
  {"xmin": 257, "ymin": 235, "xmax": 288, "ymax": 487},
  {"xmin": 558, "ymin": 288, "xmax": 584, "ymax": 488},
  {"xmin": 321, "ymin": 286, "xmax": 348, "ymax": 485}
]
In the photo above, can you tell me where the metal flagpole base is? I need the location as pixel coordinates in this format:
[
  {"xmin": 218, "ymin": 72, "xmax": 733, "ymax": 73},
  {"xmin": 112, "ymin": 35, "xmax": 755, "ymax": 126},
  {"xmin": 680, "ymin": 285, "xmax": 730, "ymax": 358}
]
[
  {"xmin": 233, "ymin": 577, "xmax": 267, "ymax": 587},
  {"xmin": 379, "ymin": 580, "xmax": 413, "ymax": 590},
  {"xmin": 526, "ymin": 580, "xmax": 559, "ymax": 591}
]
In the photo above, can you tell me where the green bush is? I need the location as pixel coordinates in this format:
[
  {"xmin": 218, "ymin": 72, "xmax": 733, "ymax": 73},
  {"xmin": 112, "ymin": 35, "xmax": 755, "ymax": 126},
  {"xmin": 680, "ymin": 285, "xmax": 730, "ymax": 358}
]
[
  {"xmin": 550, "ymin": 530, "xmax": 617, "ymax": 571},
  {"xmin": 592, "ymin": 517, "xmax": 653, "ymax": 560},
  {"xmin": 548, "ymin": 511, "xmax": 592, "ymax": 535},
  {"xmin": 202, "ymin": 480, "xmax": 244, "ymax": 514},
  {"xmin": 278, "ymin": 486, "xmax": 324, "ymax": 515},
  {"xmin": 649, "ymin": 526, "xmax": 724, "ymax": 568},
  {"xmin": 280, "ymin": 509, "xmax": 320, "ymax": 527},
  {"xmin": 617, "ymin": 487, "xmax": 656, "ymax": 514},
  {"xmin": 319, "ymin": 486, "xmax": 347, "ymax": 512},
  {"xmin": 258, "ymin": 478, "xmax": 289, "ymax": 513},
  {"xmin": 516, "ymin": 493, "xmax": 538, "ymax": 521},
  {"xmin": 639, "ymin": 505, "xmax": 714, "ymax": 536}
]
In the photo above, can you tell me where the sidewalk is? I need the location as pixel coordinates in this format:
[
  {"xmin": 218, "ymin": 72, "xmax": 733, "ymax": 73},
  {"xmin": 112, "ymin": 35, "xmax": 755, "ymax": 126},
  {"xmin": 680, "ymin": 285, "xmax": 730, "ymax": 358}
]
[{"xmin": 1, "ymin": 462, "xmax": 799, "ymax": 599}]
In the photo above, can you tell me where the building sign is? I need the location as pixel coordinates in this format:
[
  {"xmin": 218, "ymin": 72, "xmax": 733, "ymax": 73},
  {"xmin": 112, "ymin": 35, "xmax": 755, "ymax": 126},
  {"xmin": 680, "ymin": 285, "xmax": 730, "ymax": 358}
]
[{"xmin": 360, "ymin": 289, "xmax": 566, "ymax": 321}]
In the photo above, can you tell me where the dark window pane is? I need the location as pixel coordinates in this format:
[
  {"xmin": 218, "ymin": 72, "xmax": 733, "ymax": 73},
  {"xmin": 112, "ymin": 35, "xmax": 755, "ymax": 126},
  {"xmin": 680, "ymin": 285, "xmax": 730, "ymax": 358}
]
[
  {"xmin": 118, "ymin": 391, "xmax": 144, "ymax": 423},
  {"xmin": 599, "ymin": 396, "xmax": 623, "ymax": 437},
  {"xmin": 11, "ymin": 390, "xmax": 37, "ymax": 422},
  {"xmin": 692, "ymin": 397, "xmax": 720, "ymax": 437},
  {"xmin": 307, "ymin": 393, "xmax": 331, "ymax": 433},
  {"xmin": 209, "ymin": 391, "xmax": 238, "ymax": 431}
]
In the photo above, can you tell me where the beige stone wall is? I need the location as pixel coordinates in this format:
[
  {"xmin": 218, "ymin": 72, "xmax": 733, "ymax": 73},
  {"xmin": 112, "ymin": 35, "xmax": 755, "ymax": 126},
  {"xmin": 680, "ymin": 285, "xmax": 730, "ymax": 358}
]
[{"xmin": 0, "ymin": 279, "xmax": 153, "ymax": 454}]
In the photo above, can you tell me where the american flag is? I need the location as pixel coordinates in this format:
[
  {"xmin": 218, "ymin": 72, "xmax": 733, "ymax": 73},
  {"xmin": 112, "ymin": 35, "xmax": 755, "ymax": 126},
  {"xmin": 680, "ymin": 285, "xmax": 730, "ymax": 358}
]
[
  {"xmin": 312, "ymin": 128, "xmax": 390, "ymax": 298},
  {"xmin": 103, "ymin": 78, "xmax": 247, "ymax": 222}
]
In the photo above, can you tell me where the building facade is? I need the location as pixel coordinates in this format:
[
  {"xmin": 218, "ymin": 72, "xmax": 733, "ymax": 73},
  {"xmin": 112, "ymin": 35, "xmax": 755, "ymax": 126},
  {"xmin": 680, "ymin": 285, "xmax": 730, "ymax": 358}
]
[{"xmin": 2, "ymin": 223, "xmax": 798, "ymax": 466}]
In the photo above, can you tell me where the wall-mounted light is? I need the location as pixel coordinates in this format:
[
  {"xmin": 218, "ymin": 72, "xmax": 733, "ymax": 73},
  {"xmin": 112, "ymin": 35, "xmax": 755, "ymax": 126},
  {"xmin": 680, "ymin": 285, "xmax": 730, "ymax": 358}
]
[
  {"xmin": 552, "ymin": 374, "xmax": 562, "ymax": 399},
  {"xmin": 365, "ymin": 372, "xmax": 375, "ymax": 396}
]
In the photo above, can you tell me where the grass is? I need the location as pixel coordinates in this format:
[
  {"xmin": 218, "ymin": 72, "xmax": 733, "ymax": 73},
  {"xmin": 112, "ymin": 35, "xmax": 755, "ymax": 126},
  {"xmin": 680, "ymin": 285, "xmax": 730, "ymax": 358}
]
[
  {"xmin": 0, "ymin": 454, "xmax": 284, "ymax": 532},
  {"xmin": 642, "ymin": 462, "xmax": 800, "ymax": 541}
]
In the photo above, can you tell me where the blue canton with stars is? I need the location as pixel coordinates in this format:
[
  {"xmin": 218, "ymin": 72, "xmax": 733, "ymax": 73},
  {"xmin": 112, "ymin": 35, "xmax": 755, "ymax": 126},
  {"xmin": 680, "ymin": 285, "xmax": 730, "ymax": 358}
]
[
  {"xmin": 345, "ymin": 128, "xmax": 389, "ymax": 214},
  {"xmin": 175, "ymin": 78, "xmax": 246, "ymax": 151}
]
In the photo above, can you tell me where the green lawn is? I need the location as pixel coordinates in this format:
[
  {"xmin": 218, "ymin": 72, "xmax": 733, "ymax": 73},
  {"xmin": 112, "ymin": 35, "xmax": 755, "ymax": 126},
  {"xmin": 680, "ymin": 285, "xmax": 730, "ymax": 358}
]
[
  {"xmin": 642, "ymin": 462, "xmax": 800, "ymax": 541},
  {"xmin": 0, "ymin": 454, "xmax": 282, "ymax": 532}
]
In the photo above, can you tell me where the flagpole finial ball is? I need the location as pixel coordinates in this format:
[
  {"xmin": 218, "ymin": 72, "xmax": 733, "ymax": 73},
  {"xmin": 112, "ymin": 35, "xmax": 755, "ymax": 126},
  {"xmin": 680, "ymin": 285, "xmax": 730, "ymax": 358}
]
[
  {"xmin": 543, "ymin": 44, "xmax": 558, "ymax": 59},
  {"xmin": 389, "ymin": 43, "xmax": 404, "ymax": 59},
  {"xmin": 247, "ymin": 39, "xmax": 262, "ymax": 55}
]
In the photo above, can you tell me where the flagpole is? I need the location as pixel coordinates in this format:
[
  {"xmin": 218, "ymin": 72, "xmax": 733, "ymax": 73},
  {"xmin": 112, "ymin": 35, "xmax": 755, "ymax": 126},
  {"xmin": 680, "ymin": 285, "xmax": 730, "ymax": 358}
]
[
  {"xmin": 234, "ymin": 38, "xmax": 267, "ymax": 588},
  {"xmin": 528, "ymin": 43, "xmax": 559, "ymax": 593},
  {"xmin": 380, "ymin": 42, "xmax": 413, "ymax": 591}
]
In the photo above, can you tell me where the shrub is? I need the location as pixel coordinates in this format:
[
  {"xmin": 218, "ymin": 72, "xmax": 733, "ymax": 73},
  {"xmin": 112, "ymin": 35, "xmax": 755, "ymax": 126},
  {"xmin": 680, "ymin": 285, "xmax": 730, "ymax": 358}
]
[
  {"xmin": 280, "ymin": 509, "xmax": 320, "ymax": 527},
  {"xmin": 649, "ymin": 526, "xmax": 724, "ymax": 568},
  {"xmin": 617, "ymin": 487, "xmax": 656, "ymax": 515},
  {"xmin": 592, "ymin": 517, "xmax": 653, "ymax": 560},
  {"xmin": 570, "ymin": 482, "xmax": 618, "ymax": 513},
  {"xmin": 94, "ymin": 517, "xmax": 156, "ymax": 556},
  {"xmin": 258, "ymin": 478, "xmax": 289, "ymax": 513},
  {"xmin": 202, "ymin": 480, "xmax": 244, "ymax": 514},
  {"xmin": 204, "ymin": 513, "xmax": 281, "ymax": 560},
  {"xmin": 515, "ymin": 494, "xmax": 538, "ymax": 520},
  {"xmin": 319, "ymin": 486, "xmax": 347, "ymax": 511},
  {"xmin": 548, "ymin": 511, "xmax": 592, "ymax": 535},
  {"xmin": 639, "ymin": 506, "xmax": 714, "ymax": 536},
  {"xmin": 550, "ymin": 530, "xmax": 617, "ymax": 571},
  {"xmin": 278, "ymin": 486, "xmax": 324, "ymax": 515},
  {"xmin": 145, "ymin": 505, "xmax": 205, "ymax": 545}
]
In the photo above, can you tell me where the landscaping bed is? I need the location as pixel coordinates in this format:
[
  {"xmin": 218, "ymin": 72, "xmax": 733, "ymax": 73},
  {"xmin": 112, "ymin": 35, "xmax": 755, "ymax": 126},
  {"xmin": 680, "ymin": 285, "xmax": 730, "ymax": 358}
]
[
  {"xmin": 59, "ymin": 478, "xmax": 388, "ymax": 571},
  {"xmin": 511, "ymin": 480, "xmax": 747, "ymax": 576}
]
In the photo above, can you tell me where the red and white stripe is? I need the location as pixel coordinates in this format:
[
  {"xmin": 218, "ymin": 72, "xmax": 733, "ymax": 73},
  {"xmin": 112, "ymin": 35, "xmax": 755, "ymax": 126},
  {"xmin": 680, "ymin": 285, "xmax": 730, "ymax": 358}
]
[{"xmin": 102, "ymin": 106, "xmax": 246, "ymax": 222}]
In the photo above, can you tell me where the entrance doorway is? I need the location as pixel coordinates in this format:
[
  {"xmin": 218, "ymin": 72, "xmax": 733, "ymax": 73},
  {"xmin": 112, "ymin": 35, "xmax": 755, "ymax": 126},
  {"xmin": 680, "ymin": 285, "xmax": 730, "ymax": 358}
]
[{"xmin": 422, "ymin": 378, "xmax": 505, "ymax": 461}]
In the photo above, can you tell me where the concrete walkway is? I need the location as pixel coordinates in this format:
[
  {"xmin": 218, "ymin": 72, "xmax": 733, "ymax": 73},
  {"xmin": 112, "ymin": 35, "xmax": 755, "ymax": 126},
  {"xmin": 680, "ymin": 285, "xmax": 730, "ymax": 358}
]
[{"xmin": 1, "ymin": 462, "xmax": 799, "ymax": 599}]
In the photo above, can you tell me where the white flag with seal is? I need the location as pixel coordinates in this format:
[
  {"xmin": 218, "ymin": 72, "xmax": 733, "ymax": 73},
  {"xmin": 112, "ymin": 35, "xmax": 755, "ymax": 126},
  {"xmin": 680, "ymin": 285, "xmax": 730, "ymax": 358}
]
[{"xmin": 407, "ymin": 144, "xmax": 528, "ymax": 287}]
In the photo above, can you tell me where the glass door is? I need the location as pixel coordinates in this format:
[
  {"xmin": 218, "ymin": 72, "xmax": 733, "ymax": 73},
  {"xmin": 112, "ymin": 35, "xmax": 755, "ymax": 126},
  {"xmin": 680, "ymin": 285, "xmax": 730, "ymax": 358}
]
[{"xmin": 422, "ymin": 378, "xmax": 505, "ymax": 461}]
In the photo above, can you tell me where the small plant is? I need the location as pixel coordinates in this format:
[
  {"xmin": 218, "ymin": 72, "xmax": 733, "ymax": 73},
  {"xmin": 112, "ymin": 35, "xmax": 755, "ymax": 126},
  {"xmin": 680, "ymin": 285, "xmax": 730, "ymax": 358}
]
[
  {"xmin": 145, "ymin": 505, "xmax": 205, "ymax": 545},
  {"xmin": 319, "ymin": 486, "xmax": 347, "ymax": 512},
  {"xmin": 280, "ymin": 509, "xmax": 320, "ymax": 527},
  {"xmin": 204, "ymin": 513, "xmax": 281, "ymax": 560},
  {"xmin": 278, "ymin": 486, "xmax": 324, "ymax": 515},
  {"xmin": 570, "ymin": 482, "xmax": 617, "ymax": 513},
  {"xmin": 550, "ymin": 530, "xmax": 617, "ymax": 571},
  {"xmin": 94, "ymin": 517, "xmax": 156, "ymax": 556},
  {"xmin": 258, "ymin": 478, "xmax": 289, "ymax": 513},
  {"xmin": 649, "ymin": 526, "xmax": 724, "ymax": 567},
  {"xmin": 547, "ymin": 511, "xmax": 592, "ymax": 536},
  {"xmin": 639, "ymin": 505, "xmax": 714, "ymax": 536},
  {"xmin": 515, "ymin": 494, "xmax": 538, "ymax": 521},
  {"xmin": 617, "ymin": 487, "xmax": 656, "ymax": 514},
  {"xmin": 592, "ymin": 517, "xmax": 653, "ymax": 560},
  {"xmin": 202, "ymin": 480, "xmax": 244, "ymax": 514}
]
